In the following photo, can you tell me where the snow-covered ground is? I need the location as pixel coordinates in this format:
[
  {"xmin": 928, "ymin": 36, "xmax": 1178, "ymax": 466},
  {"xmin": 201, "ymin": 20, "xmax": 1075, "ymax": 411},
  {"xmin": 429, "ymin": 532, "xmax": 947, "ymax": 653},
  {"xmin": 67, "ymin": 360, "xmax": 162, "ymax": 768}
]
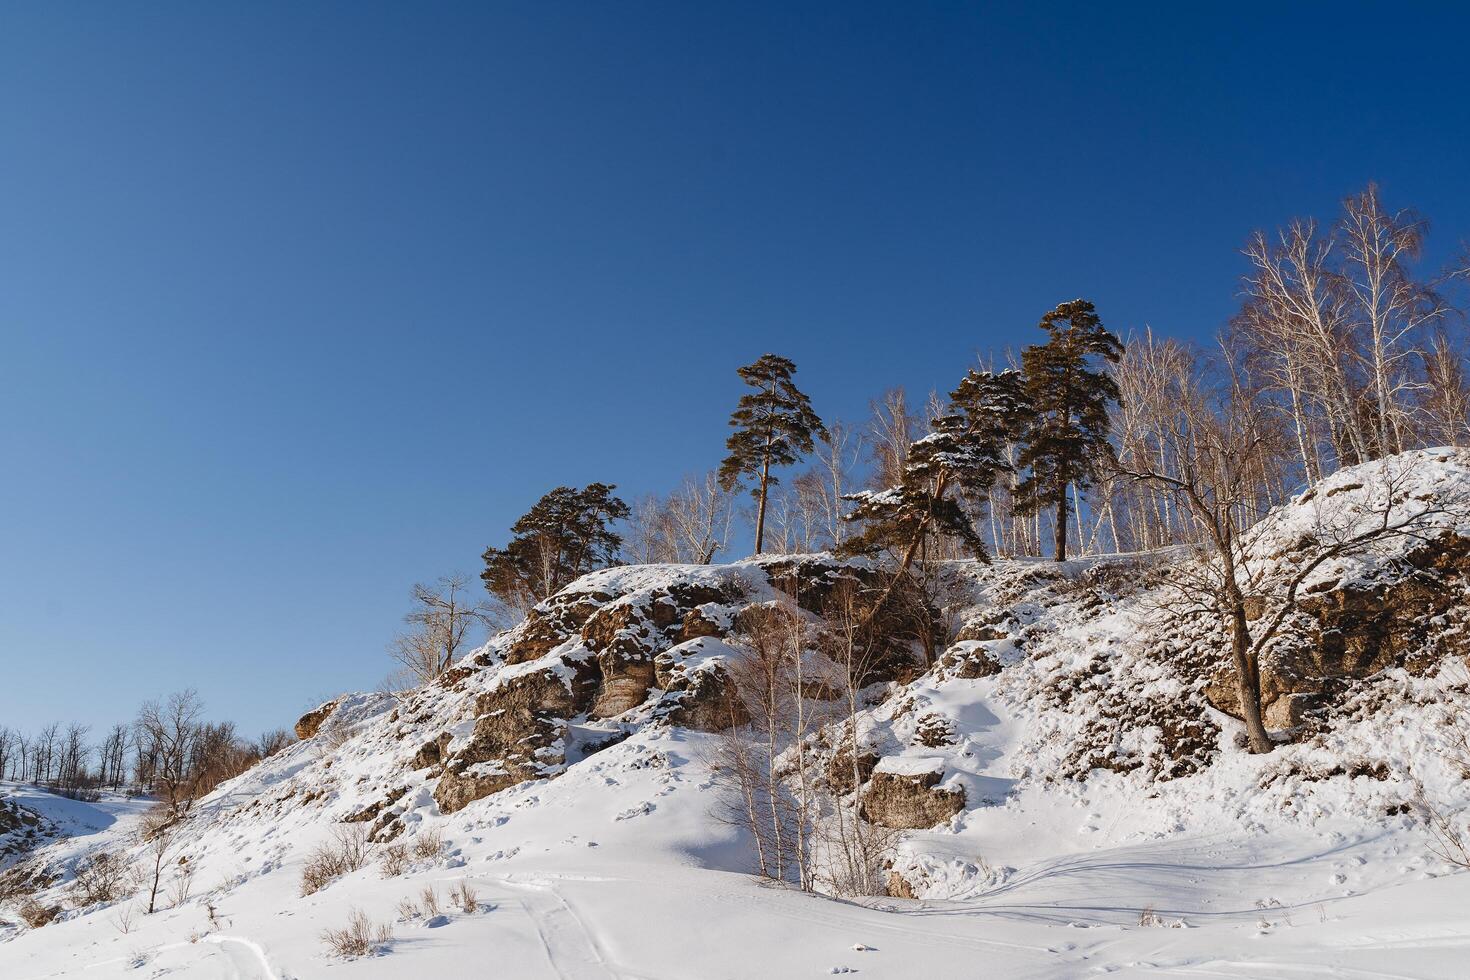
[
  {"xmin": 5, "ymin": 450, "xmax": 1470, "ymax": 978},
  {"xmin": 5, "ymin": 709, "xmax": 1469, "ymax": 979}
]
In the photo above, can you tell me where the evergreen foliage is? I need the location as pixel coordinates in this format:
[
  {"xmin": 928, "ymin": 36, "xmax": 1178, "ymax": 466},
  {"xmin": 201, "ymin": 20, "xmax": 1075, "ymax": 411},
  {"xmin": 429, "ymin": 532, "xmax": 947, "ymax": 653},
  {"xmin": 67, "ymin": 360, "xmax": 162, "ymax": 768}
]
[
  {"xmin": 1014, "ymin": 300, "xmax": 1124, "ymax": 560},
  {"xmin": 481, "ymin": 483, "xmax": 630, "ymax": 607},
  {"xmin": 718, "ymin": 354, "xmax": 826, "ymax": 553},
  {"xmin": 843, "ymin": 369, "xmax": 1029, "ymax": 563}
]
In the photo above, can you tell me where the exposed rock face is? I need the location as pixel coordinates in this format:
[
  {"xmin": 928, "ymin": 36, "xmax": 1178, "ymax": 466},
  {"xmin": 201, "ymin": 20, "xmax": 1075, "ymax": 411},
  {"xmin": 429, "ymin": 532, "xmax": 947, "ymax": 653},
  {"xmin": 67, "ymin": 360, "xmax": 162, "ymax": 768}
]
[
  {"xmin": 1205, "ymin": 532, "xmax": 1470, "ymax": 728},
  {"xmin": 0, "ymin": 799, "xmax": 49, "ymax": 860},
  {"xmin": 678, "ymin": 605, "xmax": 726, "ymax": 641},
  {"xmin": 410, "ymin": 733, "xmax": 450, "ymax": 771},
  {"xmin": 502, "ymin": 592, "xmax": 611, "ymax": 665},
  {"xmin": 762, "ymin": 555, "xmax": 936, "ymax": 677},
  {"xmin": 859, "ymin": 760, "xmax": 966, "ymax": 829},
  {"xmin": 294, "ymin": 698, "xmax": 341, "ymax": 740},
  {"xmin": 583, "ymin": 598, "xmax": 665, "ymax": 718},
  {"xmin": 827, "ymin": 745, "xmax": 881, "ymax": 794},
  {"xmin": 664, "ymin": 663, "xmax": 747, "ymax": 731},
  {"xmin": 433, "ymin": 662, "xmax": 592, "ymax": 813},
  {"xmin": 428, "ymin": 556, "xmax": 942, "ymax": 814}
]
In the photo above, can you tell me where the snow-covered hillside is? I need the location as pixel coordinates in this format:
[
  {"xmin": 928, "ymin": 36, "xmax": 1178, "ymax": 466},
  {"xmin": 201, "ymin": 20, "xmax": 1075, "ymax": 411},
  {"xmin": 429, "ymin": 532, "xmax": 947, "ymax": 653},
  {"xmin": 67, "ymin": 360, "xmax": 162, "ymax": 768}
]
[{"xmin": 4, "ymin": 450, "xmax": 1470, "ymax": 979}]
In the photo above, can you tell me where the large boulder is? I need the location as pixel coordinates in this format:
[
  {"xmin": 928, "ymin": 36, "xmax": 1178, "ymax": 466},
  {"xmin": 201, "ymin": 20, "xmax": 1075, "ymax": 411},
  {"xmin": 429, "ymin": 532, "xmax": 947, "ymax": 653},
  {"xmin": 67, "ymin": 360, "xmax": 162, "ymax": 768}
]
[{"xmin": 859, "ymin": 758, "xmax": 966, "ymax": 829}]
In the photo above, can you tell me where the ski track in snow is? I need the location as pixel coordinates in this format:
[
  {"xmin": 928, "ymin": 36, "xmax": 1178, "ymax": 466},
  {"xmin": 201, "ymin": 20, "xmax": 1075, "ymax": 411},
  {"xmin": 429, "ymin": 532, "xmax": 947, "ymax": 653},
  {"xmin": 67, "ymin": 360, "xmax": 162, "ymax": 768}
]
[
  {"xmin": 494, "ymin": 876, "xmax": 619, "ymax": 980},
  {"xmin": 12, "ymin": 934, "xmax": 282, "ymax": 980}
]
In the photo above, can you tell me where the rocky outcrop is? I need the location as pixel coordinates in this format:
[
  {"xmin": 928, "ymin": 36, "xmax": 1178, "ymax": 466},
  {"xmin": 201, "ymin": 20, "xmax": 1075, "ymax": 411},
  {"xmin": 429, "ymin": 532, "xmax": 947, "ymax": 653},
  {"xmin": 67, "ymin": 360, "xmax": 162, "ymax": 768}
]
[
  {"xmin": 427, "ymin": 556, "xmax": 943, "ymax": 814},
  {"xmin": 433, "ymin": 661, "xmax": 594, "ymax": 813},
  {"xmin": 763, "ymin": 556, "xmax": 937, "ymax": 677},
  {"xmin": 294, "ymin": 698, "xmax": 341, "ymax": 740},
  {"xmin": 1205, "ymin": 532, "xmax": 1470, "ymax": 728},
  {"xmin": 859, "ymin": 759, "xmax": 966, "ymax": 829},
  {"xmin": 827, "ymin": 745, "xmax": 881, "ymax": 794},
  {"xmin": 0, "ymin": 800, "xmax": 49, "ymax": 860},
  {"xmin": 654, "ymin": 638, "xmax": 749, "ymax": 731}
]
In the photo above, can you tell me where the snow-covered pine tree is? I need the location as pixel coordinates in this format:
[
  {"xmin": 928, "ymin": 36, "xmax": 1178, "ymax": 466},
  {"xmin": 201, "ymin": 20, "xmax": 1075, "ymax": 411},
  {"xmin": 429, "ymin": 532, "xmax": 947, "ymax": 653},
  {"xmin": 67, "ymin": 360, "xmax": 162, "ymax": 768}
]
[
  {"xmin": 1014, "ymin": 299, "xmax": 1124, "ymax": 561},
  {"xmin": 842, "ymin": 368, "xmax": 1028, "ymax": 568},
  {"xmin": 718, "ymin": 354, "xmax": 827, "ymax": 554},
  {"xmin": 481, "ymin": 483, "xmax": 630, "ymax": 609}
]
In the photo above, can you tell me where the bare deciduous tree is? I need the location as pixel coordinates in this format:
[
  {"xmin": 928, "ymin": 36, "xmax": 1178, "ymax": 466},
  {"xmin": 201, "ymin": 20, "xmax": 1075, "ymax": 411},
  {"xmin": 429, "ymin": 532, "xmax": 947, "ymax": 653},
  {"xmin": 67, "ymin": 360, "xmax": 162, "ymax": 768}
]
[
  {"xmin": 866, "ymin": 388, "xmax": 919, "ymax": 492},
  {"xmin": 1118, "ymin": 370, "xmax": 1470, "ymax": 753},
  {"xmin": 136, "ymin": 691, "xmax": 204, "ymax": 816},
  {"xmin": 709, "ymin": 602, "xmax": 832, "ymax": 888},
  {"xmin": 814, "ymin": 582, "xmax": 906, "ymax": 896},
  {"xmin": 388, "ymin": 573, "xmax": 494, "ymax": 687},
  {"xmin": 626, "ymin": 472, "xmax": 736, "ymax": 565}
]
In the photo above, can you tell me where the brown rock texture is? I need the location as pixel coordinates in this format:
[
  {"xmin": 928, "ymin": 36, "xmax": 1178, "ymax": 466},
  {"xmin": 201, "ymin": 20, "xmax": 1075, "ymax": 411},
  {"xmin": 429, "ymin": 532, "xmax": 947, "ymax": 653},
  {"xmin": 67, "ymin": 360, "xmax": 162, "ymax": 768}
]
[
  {"xmin": 859, "ymin": 762, "xmax": 966, "ymax": 829},
  {"xmin": 1204, "ymin": 532, "xmax": 1470, "ymax": 728},
  {"xmin": 294, "ymin": 698, "xmax": 341, "ymax": 740}
]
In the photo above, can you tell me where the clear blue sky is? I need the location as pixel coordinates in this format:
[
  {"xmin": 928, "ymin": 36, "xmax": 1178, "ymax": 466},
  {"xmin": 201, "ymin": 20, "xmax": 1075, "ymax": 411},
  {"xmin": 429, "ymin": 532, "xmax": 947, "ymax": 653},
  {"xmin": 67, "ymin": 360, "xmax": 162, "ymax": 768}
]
[{"xmin": 3, "ymin": 3, "xmax": 1468, "ymax": 738}]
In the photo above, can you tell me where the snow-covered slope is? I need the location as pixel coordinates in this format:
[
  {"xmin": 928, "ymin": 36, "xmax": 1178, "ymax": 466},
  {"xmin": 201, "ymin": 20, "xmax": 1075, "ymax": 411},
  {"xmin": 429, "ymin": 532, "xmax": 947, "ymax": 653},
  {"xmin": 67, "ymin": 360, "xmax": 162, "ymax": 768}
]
[{"xmin": 5, "ymin": 450, "xmax": 1470, "ymax": 979}]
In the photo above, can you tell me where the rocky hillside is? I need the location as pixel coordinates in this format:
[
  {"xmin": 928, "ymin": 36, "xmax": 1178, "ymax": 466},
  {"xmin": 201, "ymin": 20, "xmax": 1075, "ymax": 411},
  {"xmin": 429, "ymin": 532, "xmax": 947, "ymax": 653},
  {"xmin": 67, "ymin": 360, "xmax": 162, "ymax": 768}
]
[{"xmin": 5, "ymin": 449, "xmax": 1470, "ymax": 977}]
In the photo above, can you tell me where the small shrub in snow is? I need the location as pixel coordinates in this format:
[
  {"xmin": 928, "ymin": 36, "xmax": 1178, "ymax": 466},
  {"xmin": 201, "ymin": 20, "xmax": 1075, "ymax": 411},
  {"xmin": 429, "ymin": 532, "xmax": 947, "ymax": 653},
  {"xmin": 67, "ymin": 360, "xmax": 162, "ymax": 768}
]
[
  {"xmin": 111, "ymin": 903, "xmax": 135, "ymax": 934},
  {"xmin": 410, "ymin": 827, "xmax": 443, "ymax": 861},
  {"xmin": 450, "ymin": 879, "xmax": 478, "ymax": 913},
  {"xmin": 300, "ymin": 824, "xmax": 372, "ymax": 896},
  {"xmin": 378, "ymin": 841, "xmax": 410, "ymax": 878},
  {"xmin": 419, "ymin": 884, "xmax": 441, "ymax": 916},
  {"xmin": 68, "ymin": 850, "xmax": 133, "ymax": 907},
  {"xmin": 1138, "ymin": 906, "xmax": 1161, "ymax": 927},
  {"xmin": 395, "ymin": 896, "xmax": 421, "ymax": 921},
  {"xmin": 1417, "ymin": 790, "xmax": 1470, "ymax": 869},
  {"xmin": 320, "ymin": 907, "xmax": 393, "ymax": 958},
  {"xmin": 167, "ymin": 856, "xmax": 197, "ymax": 906},
  {"xmin": 17, "ymin": 899, "xmax": 59, "ymax": 929}
]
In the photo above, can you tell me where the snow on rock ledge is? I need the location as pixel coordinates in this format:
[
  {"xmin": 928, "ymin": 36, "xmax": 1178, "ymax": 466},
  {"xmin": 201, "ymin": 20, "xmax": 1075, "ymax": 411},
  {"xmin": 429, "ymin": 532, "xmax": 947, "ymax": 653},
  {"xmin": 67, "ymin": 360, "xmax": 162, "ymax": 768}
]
[{"xmin": 860, "ymin": 757, "xmax": 966, "ymax": 829}]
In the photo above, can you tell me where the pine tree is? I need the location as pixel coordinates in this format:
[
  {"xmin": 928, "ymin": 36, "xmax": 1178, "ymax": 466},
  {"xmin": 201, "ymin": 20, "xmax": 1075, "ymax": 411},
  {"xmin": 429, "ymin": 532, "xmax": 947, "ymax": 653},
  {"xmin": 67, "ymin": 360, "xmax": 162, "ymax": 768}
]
[
  {"xmin": 718, "ymin": 354, "xmax": 826, "ymax": 554},
  {"xmin": 481, "ymin": 483, "xmax": 630, "ymax": 609},
  {"xmin": 843, "ymin": 369, "xmax": 1028, "ymax": 567},
  {"xmin": 1015, "ymin": 299, "xmax": 1124, "ymax": 561}
]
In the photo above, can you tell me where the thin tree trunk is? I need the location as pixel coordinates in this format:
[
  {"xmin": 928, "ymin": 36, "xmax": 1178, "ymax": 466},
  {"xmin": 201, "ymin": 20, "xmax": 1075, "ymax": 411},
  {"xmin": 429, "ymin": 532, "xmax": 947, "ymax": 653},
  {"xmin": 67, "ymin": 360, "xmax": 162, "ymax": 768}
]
[
  {"xmin": 1228, "ymin": 600, "xmax": 1274, "ymax": 753},
  {"xmin": 1053, "ymin": 492, "xmax": 1069, "ymax": 562}
]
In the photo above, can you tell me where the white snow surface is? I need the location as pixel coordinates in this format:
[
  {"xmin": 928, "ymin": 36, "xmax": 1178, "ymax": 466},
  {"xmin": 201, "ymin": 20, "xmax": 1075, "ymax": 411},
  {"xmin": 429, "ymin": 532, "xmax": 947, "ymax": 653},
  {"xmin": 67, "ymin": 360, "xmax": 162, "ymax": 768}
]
[{"xmin": 5, "ymin": 452, "xmax": 1470, "ymax": 978}]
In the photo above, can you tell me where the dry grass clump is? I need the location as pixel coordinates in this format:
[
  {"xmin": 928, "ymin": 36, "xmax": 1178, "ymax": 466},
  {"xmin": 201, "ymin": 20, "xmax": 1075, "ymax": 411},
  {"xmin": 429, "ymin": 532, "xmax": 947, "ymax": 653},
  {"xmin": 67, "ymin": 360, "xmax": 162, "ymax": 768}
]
[
  {"xmin": 378, "ymin": 841, "xmax": 410, "ymax": 878},
  {"xmin": 320, "ymin": 906, "xmax": 393, "ymax": 958},
  {"xmin": 450, "ymin": 879, "xmax": 478, "ymax": 913},
  {"xmin": 300, "ymin": 824, "xmax": 372, "ymax": 896},
  {"xmin": 419, "ymin": 884, "xmax": 441, "ymax": 916},
  {"xmin": 17, "ymin": 898, "xmax": 60, "ymax": 929},
  {"xmin": 410, "ymin": 827, "xmax": 444, "ymax": 861}
]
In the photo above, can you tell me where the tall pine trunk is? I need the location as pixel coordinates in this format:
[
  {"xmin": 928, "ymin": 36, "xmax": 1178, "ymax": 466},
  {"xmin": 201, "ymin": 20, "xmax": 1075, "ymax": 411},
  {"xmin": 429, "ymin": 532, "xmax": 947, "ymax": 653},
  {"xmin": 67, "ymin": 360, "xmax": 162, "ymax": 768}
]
[{"xmin": 753, "ymin": 456, "xmax": 771, "ymax": 554}]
